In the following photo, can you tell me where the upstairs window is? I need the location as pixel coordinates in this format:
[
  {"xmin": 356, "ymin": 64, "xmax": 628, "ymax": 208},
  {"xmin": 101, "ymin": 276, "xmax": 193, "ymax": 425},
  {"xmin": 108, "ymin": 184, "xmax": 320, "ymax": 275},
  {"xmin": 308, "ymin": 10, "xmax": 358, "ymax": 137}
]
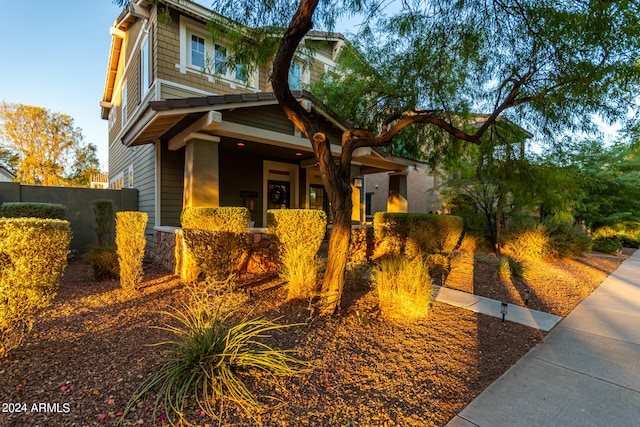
[
  {"xmin": 190, "ymin": 34, "xmax": 205, "ymax": 68},
  {"xmin": 289, "ymin": 62, "xmax": 301, "ymax": 90},
  {"xmin": 214, "ymin": 44, "xmax": 226, "ymax": 74},
  {"xmin": 235, "ymin": 63, "xmax": 247, "ymax": 83},
  {"xmin": 140, "ymin": 36, "xmax": 150, "ymax": 97},
  {"xmin": 122, "ymin": 82, "xmax": 128, "ymax": 127}
]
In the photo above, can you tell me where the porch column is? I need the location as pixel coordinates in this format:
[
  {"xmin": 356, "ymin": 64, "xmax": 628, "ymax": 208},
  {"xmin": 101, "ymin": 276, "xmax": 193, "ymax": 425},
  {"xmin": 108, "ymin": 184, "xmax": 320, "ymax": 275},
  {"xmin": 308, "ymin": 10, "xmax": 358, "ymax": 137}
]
[
  {"xmin": 183, "ymin": 137, "xmax": 219, "ymax": 207},
  {"xmin": 387, "ymin": 172, "xmax": 408, "ymax": 213}
]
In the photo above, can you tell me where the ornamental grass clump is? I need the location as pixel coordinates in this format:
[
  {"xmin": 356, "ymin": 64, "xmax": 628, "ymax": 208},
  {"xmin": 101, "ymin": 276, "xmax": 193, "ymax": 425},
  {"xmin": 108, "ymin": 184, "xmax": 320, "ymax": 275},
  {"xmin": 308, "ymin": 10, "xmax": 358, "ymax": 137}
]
[
  {"xmin": 502, "ymin": 222, "xmax": 550, "ymax": 261},
  {"xmin": 267, "ymin": 209, "xmax": 327, "ymax": 300},
  {"xmin": 372, "ymin": 255, "xmax": 433, "ymax": 322},
  {"xmin": 181, "ymin": 207, "xmax": 252, "ymax": 282},
  {"xmin": 122, "ymin": 284, "xmax": 308, "ymax": 425},
  {"xmin": 115, "ymin": 211, "xmax": 147, "ymax": 291},
  {"xmin": 0, "ymin": 218, "xmax": 71, "ymax": 358}
]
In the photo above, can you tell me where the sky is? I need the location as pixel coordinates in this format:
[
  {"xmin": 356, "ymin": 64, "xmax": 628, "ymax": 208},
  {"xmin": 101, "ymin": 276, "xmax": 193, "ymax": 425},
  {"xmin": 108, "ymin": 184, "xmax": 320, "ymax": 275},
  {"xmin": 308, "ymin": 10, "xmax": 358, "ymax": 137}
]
[
  {"xmin": 0, "ymin": 1, "xmax": 622, "ymax": 172},
  {"xmin": 0, "ymin": 1, "xmax": 365, "ymax": 172},
  {"xmin": 0, "ymin": 1, "xmax": 125, "ymax": 170}
]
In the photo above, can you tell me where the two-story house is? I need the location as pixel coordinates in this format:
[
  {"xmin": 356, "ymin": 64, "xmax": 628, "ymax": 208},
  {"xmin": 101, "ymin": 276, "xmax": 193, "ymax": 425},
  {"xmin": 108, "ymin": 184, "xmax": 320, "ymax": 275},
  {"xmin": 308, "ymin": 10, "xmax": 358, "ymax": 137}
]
[{"xmin": 100, "ymin": 0, "xmax": 419, "ymax": 248}]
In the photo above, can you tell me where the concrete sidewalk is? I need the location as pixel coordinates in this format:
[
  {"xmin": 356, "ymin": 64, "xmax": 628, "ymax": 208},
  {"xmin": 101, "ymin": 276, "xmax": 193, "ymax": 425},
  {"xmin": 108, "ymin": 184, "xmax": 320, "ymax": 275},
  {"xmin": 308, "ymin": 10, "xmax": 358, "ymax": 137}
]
[{"xmin": 446, "ymin": 250, "xmax": 640, "ymax": 427}]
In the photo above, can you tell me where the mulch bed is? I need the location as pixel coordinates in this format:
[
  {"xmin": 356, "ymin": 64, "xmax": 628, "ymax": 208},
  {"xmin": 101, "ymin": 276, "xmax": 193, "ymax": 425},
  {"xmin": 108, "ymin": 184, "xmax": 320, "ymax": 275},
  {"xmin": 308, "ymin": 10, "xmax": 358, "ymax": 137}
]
[{"xmin": 0, "ymin": 249, "xmax": 631, "ymax": 426}]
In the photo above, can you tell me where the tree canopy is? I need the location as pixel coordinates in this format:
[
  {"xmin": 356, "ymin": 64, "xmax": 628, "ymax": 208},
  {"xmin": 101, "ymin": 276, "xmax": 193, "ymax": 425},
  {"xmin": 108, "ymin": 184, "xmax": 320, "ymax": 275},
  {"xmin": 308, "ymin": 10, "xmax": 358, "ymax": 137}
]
[
  {"xmin": 0, "ymin": 102, "xmax": 100, "ymax": 187},
  {"xmin": 115, "ymin": 0, "xmax": 640, "ymax": 314}
]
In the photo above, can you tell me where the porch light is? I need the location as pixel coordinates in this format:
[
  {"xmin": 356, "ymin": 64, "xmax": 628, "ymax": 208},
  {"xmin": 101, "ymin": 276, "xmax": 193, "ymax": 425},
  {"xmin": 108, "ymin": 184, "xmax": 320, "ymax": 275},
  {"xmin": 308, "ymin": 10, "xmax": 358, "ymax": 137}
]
[
  {"xmin": 524, "ymin": 289, "xmax": 530, "ymax": 306},
  {"xmin": 237, "ymin": 142, "xmax": 245, "ymax": 147},
  {"xmin": 501, "ymin": 302, "xmax": 508, "ymax": 322},
  {"xmin": 295, "ymin": 152, "xmax": 302, "ymax": 156},
  {"xmin": 352, "ymin": 177, "xmax": 363, "ymax": 188}
]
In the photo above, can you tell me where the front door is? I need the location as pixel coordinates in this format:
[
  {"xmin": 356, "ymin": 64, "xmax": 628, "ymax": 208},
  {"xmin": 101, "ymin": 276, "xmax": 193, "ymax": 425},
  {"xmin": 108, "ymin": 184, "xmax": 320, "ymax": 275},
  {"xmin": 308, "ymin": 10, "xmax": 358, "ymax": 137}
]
[{"xmin": 267, "ymin": 180, "xmax": 291, "ymax": 210}]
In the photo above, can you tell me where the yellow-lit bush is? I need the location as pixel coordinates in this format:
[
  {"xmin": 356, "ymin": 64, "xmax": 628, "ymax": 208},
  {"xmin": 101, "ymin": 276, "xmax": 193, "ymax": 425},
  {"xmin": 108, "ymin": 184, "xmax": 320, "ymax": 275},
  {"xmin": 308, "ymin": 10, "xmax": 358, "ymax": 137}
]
[
  {"xmin": 181, "ymin": 207, "xmax": 251, "ymax": 282},
  {"xmin": 87, "ymin": 245, "xmax": 119, "ymax": 280},
  {"xmin": 181, "ymin": 207, "xmax": 250, "ymax": 232},
  {"xmin": 116, "ymin": 211, "xmax": 147, "ymax": 291},
  {"xmin": 502, "ymin": 222, "xmax": 550, "ymax": 261},
  {"xmin": 0, "ymin": 218, "xmax": 71, "ymax": 357},
  {"xmin": 372, "ymin": 256, "xmax": 433, "ymax": 322},
  {"xmin": 268, "ymin": 209, "xmax": 327, "ymax": 300},
  {"xmin": 374, "ymin": 212, "xmax": 464, "ymax": 258}
]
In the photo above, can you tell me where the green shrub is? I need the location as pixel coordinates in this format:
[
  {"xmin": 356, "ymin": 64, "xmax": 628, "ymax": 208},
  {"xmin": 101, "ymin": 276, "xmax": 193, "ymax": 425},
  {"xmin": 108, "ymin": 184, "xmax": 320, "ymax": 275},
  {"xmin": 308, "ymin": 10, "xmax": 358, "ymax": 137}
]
[
  {"xmin": 373, "ymin": 212, "xmax": 464, "ymax": 258},
  {"xmin": 372, "ymin": 256, "xmax": 432, "ymax": 322},
  {"xmin": 1, "ymin": 202, "xmax": 66, "ymax": 220},
  {"xmin": 183, "ymin": 229, "xmax": 252, "ymax": 281},
  {"xmin": 502, "ymin": 222, "xmax": 550, "ymax": 261},
  {"xmin": 594, "ymin": 222, "xmax": 640, "ymax": 249},
  {"xmin": 93, "ymin": 199, "xmax": 115, "ymax": 247},
  {"xmin": 115, "ymin": 211, "xmax": 147, "ymax": 291},
  {"xmin": 87, "ymin": 245, "xmax": 119, "ymax": 280},
  {"xmin": 592, "ymin": 235, "xmax": 622, "ymax": 254},
  {"xmin": 181, "ymin": 207, "xmax": 250, "ymax": 232},
  {"xmin": 268, "ymin": 209, "xmax": 327, "ymax": 300},
  {"xmin": 545, "ymin": 221, "xmax": 592, "ymax": 258},
  {"xmin": 181, "ymin": 207, "xmax": 252, "ymax": 282},
  {"xmin": 122, "ymin": 285, "xmax": 307, "ymax": 424},
  {"xmin": 0, "ymin": 218, "xmax": 71, "ymax": 357}
]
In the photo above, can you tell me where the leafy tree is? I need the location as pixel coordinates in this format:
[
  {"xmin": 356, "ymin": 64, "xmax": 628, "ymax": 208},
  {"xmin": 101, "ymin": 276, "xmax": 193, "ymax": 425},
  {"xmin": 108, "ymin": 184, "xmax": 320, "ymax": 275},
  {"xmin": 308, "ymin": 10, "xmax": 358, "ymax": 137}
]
[
  {"xmin": 553, "ymin": 139, "xmax": 640, "ymax": 228},
  {"xmin": 67, "ymin": 143, "xmax": 101, "ymax": 187},
  {"xmin": 116, "ymin": 0, "xmax": 640, "ymax": 315},
  {"xmin": 0, "ymin": 102, "xmax": 100, "ymax": 187}
]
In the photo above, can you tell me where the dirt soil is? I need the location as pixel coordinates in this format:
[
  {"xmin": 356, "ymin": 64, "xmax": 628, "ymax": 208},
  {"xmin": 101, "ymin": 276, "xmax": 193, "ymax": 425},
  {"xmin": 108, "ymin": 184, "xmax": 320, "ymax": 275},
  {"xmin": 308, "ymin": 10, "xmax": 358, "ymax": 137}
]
[{"xmin": 0, "ymin": 249, "xmax": 632, "ymax": 427}]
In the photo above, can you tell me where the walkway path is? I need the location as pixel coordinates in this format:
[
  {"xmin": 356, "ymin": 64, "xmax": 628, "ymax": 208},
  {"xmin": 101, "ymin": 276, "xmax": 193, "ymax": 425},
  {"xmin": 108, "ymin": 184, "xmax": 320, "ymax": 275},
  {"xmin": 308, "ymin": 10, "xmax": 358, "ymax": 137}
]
[
  {"xmin": 445, "ymin": 250, "xmax": 640, "ymax": 427},
  {"xmin": 433, "ymin": 285, "xmax": 561, "ymax": 331}
]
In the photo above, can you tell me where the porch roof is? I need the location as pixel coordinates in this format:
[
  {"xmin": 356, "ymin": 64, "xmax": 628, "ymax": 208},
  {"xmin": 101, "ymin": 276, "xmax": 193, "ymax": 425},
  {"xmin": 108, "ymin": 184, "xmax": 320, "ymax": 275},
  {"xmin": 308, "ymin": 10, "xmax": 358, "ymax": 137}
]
[{"xmin": 121, "ymin": 90, "xmax": 422, "ymax": 173}]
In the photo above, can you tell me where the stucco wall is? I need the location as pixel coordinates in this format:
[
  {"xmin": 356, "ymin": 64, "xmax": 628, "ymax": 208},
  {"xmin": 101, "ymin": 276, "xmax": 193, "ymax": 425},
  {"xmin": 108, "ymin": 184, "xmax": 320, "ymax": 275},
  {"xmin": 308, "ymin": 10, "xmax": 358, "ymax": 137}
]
[{"xmin": 0, "ymin": 183, "xmax": 138, "ymax": 252}]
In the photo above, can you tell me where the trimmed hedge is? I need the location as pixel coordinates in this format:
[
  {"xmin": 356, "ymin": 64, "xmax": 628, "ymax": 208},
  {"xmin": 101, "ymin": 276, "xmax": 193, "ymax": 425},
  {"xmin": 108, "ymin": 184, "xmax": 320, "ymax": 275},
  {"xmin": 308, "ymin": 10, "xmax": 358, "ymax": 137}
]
[
  {"xmin": 0, "ymin": 218, "xmax": 71, "ymax": 357},
  {"xmin": 1, "ymin": 202, "xmax": 67, "ymax": 220},
  {"xmin": 267, "ymin": 209, "xmax": 327, "ymax": 299},
  {"xmin": 181, "ymin": 207, "xmax": 252, "ymax": 281},
  {"xmin": 93, "ymin": 199, "xmax": 115, "ymax": 247},
  {"xmin": 181, "ymin": 207, "xmax": 250, "ymax": 232},
  {"xmin": 373, "ymin": 212, "xmax": 464, "ymax": 258},
  {"xmin": 116, "ymin": 211, "xmax": 147, "ymax": 291}
]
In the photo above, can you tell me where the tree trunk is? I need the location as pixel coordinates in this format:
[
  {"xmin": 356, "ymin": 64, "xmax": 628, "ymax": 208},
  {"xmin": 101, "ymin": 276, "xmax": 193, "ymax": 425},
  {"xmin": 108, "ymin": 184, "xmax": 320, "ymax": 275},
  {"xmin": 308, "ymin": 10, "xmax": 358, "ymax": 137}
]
[{"xmin": 318, "ymin": 171, "xmax": 353, "ymax": 316}]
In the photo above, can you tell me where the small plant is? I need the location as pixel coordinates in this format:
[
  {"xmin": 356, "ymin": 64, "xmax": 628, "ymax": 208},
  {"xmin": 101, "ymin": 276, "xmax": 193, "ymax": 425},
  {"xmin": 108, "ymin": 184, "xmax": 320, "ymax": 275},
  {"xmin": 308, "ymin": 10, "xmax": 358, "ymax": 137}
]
[
  {"xmin": 497, "ymin": 256, "xmax": 523, "ymax": 281},
  {"xmin": 372, "ymin": 256, "xmax": 433, "ymax": 322},
  {"xmin": 0, "ymin": 218, "xmax": 71, "ymax": 357},
  {"xmin": 545, "ymin": 220, "xmax": 592, "ymax": 258},
  {"xmin": 115, "ymin": 211, "xmax": 147, "ymax": 291},
  {"xmin": 268, "ymin": 209, "xmax": 327, "ymax": 300},
  {"xmin": 121, "ymin": 285, "xmax": 308, "ymax": 425},
  {"xmin": 87, "ymin": 245, "xmax": 119, "ymax": 280},
  {"xmin": 592, "ymin": 235, "xmax": 622, "ymax": 254}
]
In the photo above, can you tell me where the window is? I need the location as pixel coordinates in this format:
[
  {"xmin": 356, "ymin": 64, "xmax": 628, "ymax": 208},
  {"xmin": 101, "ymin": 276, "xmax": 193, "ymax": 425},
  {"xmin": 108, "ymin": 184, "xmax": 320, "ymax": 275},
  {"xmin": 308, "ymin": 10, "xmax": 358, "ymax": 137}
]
[
  {"xmin": 289, "ymin": 62, "xmax": 301, "ymax": 90},
  {"xmin": 235, "ymin": 63, "xmax": 247, "ymax": 82},
  {"xmin": 128, "ymin": 165, "xmax": 134, "ymax": 188},
  {"xmin": 140, "ymin": 36, "xmax": 150, "ymax": 97},
  {"xmin": 190, "ymin": 34, "xmax": 205, "ymax": 68},
  {"xmin": 214, "ymin": 44, "xmax": 226, "ymax": 74},
  {"xmin": 122, "ymin": 82, "xmax": 128, "ymax": 126}
]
